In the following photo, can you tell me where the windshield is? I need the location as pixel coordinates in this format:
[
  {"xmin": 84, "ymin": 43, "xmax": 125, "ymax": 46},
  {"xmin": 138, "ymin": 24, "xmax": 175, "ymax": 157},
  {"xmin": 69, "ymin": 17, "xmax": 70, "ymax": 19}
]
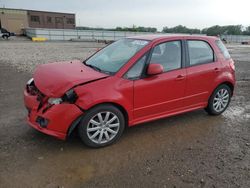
[{"xmin": 84, "ymin": 38, "xmax": 149, "ymax": 74}]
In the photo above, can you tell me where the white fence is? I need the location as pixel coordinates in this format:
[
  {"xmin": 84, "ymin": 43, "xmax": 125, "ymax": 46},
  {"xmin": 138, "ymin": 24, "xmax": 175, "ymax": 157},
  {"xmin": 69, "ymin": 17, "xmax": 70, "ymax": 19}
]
[
  {"xmin": 25, "ymin": 28, "xmax": 156, "ymax": 41},
  {"xmin": 221, "ymin": 34, "xmax": 250, "ymax": 43},
  {"xmin": 25, "ymin": 28, "xmax": 250, "ymax": 43}
]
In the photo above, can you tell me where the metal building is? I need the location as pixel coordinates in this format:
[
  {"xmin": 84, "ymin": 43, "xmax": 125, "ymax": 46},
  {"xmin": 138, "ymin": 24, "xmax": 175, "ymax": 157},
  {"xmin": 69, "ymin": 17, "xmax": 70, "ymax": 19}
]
[{"xmin": 0, "ymin": 8, "xmax": 75, "ymax": 35}]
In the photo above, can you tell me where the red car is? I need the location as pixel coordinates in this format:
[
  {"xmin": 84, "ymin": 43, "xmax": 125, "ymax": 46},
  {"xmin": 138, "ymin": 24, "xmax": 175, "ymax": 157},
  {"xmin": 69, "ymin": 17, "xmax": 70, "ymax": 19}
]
[{"xmin": 24, "ymin": 35, "xmax": 235, "ymax": 147}]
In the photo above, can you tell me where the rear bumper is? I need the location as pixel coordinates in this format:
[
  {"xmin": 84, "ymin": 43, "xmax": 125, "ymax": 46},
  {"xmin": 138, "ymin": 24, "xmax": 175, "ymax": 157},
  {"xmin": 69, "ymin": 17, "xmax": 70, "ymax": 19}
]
[{"xmin": 24, "ymin": 89, "xmax": 83, "ymax": 140}]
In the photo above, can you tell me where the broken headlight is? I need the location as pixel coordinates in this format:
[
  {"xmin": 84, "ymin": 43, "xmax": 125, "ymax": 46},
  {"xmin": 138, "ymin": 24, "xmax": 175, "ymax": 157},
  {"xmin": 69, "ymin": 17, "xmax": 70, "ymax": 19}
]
[
  {"xmin": 62, "ymin": 89, "xmax": 78, "ymax": 103},
  {"xmin": 47, "ymin": 89, "xmax": 78, "ymax": 105}
]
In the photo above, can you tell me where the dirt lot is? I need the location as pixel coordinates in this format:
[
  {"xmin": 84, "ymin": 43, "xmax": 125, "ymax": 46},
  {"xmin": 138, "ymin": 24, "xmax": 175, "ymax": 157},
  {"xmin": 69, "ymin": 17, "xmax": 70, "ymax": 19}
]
[{"xmin": 0, "ymin": 39, "xmax": 249, "ymax": 188}]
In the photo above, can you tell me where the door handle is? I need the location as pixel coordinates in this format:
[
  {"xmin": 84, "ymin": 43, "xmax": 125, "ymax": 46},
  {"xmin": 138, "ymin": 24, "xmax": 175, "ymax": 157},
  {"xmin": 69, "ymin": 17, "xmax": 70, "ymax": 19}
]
[
  {"xmin": 214, "ymin": 68, "xmax": 220, "ymax": 73},
  {"xmin": 176, "ymin": 75, "xmax": 185, "ymax": 81}
]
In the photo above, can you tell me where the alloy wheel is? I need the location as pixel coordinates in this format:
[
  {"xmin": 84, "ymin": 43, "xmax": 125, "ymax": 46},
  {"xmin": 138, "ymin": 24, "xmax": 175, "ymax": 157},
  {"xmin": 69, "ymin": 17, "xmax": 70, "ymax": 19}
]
[
  {"xmin": 86, "ymin": 111, "xmax": 120, "ymax": 144},
  {"xmin": 213, "ymin": 88, "xmax": 230, "ymax": 113}
]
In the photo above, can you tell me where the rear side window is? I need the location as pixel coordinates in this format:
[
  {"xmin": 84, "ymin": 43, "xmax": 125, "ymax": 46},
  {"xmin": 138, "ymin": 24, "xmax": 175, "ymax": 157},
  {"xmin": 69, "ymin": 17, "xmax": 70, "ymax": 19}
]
[
  {"xmin": 216, "ymin": 40, "xmax": 231, "ymax": 60},
  {"xmin": 187, "ymin": 40, "xmax": 214, "ymax": 66}
]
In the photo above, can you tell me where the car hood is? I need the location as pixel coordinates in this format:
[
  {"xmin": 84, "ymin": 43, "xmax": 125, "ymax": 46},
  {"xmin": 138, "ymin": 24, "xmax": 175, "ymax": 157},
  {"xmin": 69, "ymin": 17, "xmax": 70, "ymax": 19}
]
[{"xmin": 33, "ymin": 60, "xmax": 108, "ymax": 97}]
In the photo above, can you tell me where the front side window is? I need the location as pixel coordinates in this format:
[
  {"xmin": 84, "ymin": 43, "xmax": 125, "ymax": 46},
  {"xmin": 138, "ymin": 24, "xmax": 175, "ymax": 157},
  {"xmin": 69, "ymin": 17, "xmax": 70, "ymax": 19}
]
[
  {"xmin": 124, "ymin": 53, "xmax": 148, "ymax": 79},
  {"xmin": 150, "ymin": 41, "xmax": 182, "ymax": 72},
  {"xmin": 188, "ymin": 40, "xmax": 214, "ymax": 66},
  {"xmin": 85, "ymin": 39, "xmax": 149, "ymax": 74}
]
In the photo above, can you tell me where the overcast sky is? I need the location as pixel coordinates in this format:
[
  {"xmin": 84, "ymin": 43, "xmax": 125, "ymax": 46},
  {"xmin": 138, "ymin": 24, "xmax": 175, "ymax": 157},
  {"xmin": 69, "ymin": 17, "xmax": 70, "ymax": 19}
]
[{"xmin": 1, "ymin": 0, "xmax": 249, "ymax": 30}]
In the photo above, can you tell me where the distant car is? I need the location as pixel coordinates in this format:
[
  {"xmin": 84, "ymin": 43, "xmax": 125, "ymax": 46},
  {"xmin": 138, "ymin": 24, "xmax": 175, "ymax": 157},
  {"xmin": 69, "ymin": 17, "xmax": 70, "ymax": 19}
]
[
  {"xmin": 0, "ymin": 28, "xmax": 15, "ymax": 39},
  {"xmin": 24, "ymin": 35, "xmax": 235, "ymax": 148}
]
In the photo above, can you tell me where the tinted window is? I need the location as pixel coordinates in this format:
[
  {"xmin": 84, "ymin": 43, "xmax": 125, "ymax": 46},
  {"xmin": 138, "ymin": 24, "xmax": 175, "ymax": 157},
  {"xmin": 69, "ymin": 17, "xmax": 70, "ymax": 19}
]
[
  {"xmin": 124, "ymin": 54, "xmax": 147, "ymax": 79},
  {"xmin": 216, "ymin": 40, "xmax": 231, "ymax": 59},
  {"xmin": 150, "ymin": 41, "xmax": 181, "ymax": 72},
  {"xmin": 188, "ymin": 40, "xmax": 214, "ymax": 65},
  {"xmin": 1, "ymin": 28, "xmax": 8, "ymax": 33}
]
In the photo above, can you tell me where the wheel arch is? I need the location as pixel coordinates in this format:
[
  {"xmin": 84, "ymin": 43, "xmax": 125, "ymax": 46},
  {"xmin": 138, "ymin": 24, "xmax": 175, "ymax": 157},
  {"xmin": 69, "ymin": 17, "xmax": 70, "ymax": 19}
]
[
  {"xmin": 205, "ymin": 81, "xmax": 233, "ymax": 115},
  {"xmin": 92, "ymin": 102, "xmax": 129, "ymax": 127},
  {"xmin": 67, "ymin": 102, "xmax": 129, "ymax": 138},
  {"xmin": 215, "ymin": 81, "xmax": 234, "ymax": 96},
  {"xmin": 207, "ymin": 80, "xmax": 234, "ymax": 106}
]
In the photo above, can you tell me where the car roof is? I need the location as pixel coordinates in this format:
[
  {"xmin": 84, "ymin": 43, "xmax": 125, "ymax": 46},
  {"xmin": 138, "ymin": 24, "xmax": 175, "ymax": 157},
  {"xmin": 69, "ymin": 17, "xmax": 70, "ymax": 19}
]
[{"xmin": 127, "ymin": 34, "xmax": 218, "ymax": 42}]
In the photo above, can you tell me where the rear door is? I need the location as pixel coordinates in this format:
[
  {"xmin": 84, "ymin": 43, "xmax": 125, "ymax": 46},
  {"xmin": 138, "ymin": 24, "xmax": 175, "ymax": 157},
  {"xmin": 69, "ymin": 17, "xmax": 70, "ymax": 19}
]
[{"xmin": 184, "ymin": 40, "xmax": 220, "ymax": 107}]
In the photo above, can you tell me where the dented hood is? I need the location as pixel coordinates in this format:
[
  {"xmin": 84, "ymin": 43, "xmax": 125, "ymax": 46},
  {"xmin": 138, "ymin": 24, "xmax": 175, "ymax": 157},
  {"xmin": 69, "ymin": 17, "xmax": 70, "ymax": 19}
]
[{"xmin": 33, "ymin": 60, "xmax": 108, "ymax": 97}]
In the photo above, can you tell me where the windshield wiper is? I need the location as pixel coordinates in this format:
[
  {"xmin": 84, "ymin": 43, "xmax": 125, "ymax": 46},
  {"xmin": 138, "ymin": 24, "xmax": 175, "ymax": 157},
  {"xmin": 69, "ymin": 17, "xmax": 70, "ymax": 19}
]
[
  {"xmin": 86, "ymin": 64, "xmax": 102, "ymax": 72},
  {"xmin": 84, "ymin": 62, "xmax": 113, "ymax": 75},
  {"xmin": 83, "ymin": 61, "xmax": 101, "ymax": 71}
]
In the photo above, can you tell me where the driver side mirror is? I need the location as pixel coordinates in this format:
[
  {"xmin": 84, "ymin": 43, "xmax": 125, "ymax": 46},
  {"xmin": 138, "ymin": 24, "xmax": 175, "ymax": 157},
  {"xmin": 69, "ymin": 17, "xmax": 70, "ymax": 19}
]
[{"xmin": 147, "ymin": 64, "xmax": 164, "ymax": 76}]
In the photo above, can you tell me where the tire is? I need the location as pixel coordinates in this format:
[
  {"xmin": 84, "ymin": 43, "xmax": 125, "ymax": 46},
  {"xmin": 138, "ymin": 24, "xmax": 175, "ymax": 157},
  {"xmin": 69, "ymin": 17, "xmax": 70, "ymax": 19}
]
[
  {"xmin": 2, "ymin": 35, "xmax": 9, "ymax": 40},
  {"xmin": 78, "ymin": 104, "xmax": 125, "ymax": 148},
  {"xmin": 205, "ymin": 84, "xmax": 232, "ymax": 115}
]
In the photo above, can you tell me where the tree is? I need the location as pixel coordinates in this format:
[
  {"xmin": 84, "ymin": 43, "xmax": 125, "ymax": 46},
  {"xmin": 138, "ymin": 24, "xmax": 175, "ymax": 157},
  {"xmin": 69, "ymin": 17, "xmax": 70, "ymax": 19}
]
[
  {"xmin": 162, "ymin": 25, "xmax": 201, "ymax": 34},
  {"xmin": 204, "ymin": 25, "xmax": 243, "ymax": 36},
  {"xmin": 243, "ymin": 26, "xmax": 250, "ymax": 35},
  {"xmin": 115, "ymin": 26, "xmax": 157, "ymax": 32}
]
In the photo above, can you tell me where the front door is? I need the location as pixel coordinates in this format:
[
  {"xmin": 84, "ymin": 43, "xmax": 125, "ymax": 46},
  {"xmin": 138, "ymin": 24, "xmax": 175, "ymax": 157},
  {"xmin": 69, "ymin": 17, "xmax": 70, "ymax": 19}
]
[{"xmin": 133, "ymin": 40, "xmax": 186, "ymax": 122}]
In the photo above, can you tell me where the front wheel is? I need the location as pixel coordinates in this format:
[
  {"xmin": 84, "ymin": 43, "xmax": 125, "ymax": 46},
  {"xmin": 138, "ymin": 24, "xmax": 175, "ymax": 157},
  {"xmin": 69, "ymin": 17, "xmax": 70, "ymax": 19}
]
[
  {"xmin": 205, "ymin": 84, "xmax": 232, "ymax": 115},
  {"xmin": 78, "ymin": 104, "xmax": 125, "ymax": 148}
]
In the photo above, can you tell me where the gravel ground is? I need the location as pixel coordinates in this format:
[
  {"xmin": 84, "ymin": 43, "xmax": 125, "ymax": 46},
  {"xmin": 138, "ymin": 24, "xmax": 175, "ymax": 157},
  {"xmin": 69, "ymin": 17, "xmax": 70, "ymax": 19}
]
[
  {"xmin": 0, "ymin": 39, "xmax": 250, "ymax": 188},
  {"xmin": 0, "ymin": 38, "xmax": 104, "ymax": 72}
]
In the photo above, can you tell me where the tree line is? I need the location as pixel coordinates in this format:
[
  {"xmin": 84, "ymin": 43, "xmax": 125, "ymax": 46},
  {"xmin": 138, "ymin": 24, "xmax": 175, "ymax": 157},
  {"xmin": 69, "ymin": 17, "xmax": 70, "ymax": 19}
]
[
  {"xmin": 76, "ymin": 25, "xmax": 157, "ymax": 33},
  {"xmin": 76, "ymin": 25, "xmax": 250, "ymax": 36},
  {"xmin": 162, "ymin": 25, "xmax": 250, "ymax": 36}
]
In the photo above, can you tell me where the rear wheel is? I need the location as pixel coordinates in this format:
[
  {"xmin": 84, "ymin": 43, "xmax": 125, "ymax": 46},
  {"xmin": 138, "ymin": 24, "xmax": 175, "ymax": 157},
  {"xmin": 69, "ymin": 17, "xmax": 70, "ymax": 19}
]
[
  {"xmin": 78, "ymin": 104, "xmax": 125, "ymax": 148},
  {"xmin": 205, "ymin": 84, "xmax": 232, "ymax": 115}
]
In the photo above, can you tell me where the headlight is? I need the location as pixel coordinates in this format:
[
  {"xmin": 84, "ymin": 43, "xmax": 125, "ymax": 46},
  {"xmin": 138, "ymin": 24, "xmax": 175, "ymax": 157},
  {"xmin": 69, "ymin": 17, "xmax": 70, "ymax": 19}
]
[{"xmin": 48, "ymin": 98, "xmax": 63, "ymax": 105}]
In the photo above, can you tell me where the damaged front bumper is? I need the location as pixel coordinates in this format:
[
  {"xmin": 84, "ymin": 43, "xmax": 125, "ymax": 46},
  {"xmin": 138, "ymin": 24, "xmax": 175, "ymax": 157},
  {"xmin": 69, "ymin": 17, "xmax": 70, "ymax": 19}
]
[{"xmin": 24, "ymin": 83, "xmax": 83, "ymax": 140}]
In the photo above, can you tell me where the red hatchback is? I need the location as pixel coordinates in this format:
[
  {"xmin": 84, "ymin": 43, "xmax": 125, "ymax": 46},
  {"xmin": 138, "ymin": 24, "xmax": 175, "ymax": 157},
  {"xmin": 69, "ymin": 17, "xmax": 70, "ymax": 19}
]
[{"xmin": 24, "ymin": 35, "xmax": 235, "ymax": 147}]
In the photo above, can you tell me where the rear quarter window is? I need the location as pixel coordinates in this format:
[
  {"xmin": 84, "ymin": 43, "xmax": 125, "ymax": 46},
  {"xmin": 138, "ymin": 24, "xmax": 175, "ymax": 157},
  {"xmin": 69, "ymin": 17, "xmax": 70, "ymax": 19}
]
[{"xmin": 215, "ymin": 40, "xmax": 231, "ymax": 60}]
